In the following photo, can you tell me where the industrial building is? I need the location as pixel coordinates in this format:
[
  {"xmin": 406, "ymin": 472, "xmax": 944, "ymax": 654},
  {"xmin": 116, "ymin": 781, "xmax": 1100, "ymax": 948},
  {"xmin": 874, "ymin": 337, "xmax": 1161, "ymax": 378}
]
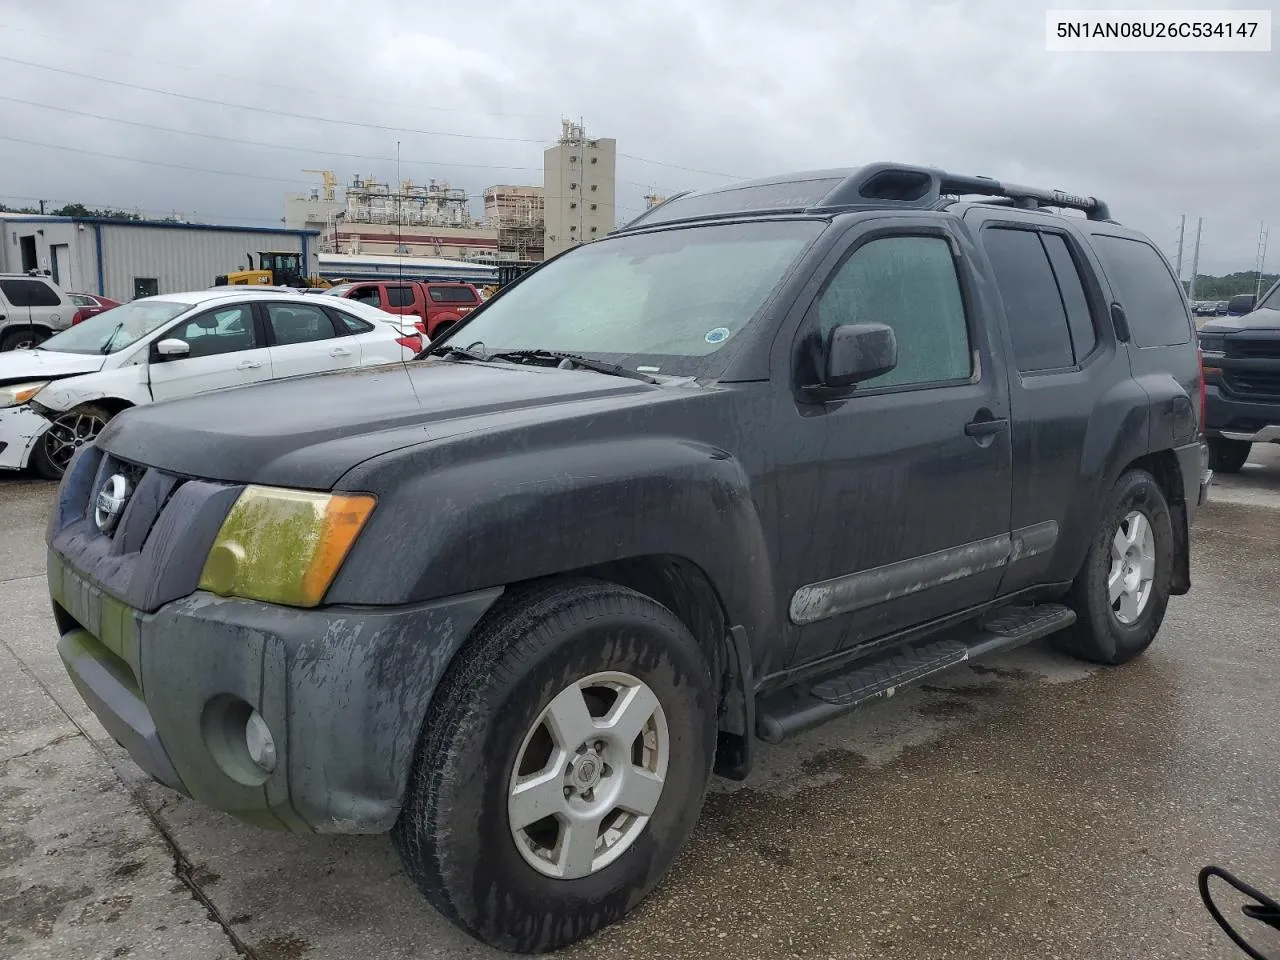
[
  {"xmin": 0, "ymin": 213, "xmax": 319, "ymax": 301},
  {"xmin": 543, "ymin": 120, "xmax": 617, "ymax": 259},
  {"xmin": 483, "ymin": 185, "xmax": 545, "ymax": 262}
]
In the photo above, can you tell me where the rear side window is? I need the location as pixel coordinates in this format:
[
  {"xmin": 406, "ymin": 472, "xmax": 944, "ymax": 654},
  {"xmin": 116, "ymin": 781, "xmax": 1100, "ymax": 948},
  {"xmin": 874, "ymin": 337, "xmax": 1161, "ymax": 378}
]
[
  {"xmin": 1091, "ymin": 235, "xmax": 1190, "ymax": 347},
  {"xmin": 0, "ymin": 278, "xmax": 60, "ymax": 307},
  {"xmin": 386, "ymin": 285, "xmax": 415, "ymax": 308},
  {"xmin": 982, "ymin": 228, "xmax": 1075, "ymax": 372},
  {"xmin": 816, "ymin": 235, "xmax": 971, "ymax": 389},
  {"xmin": 265, "ymin": 303, "xmax": 339, "ymax": 345},
  {"xmin": 428, "ymin": 286, "xmax": 479, "ymax": 304}
]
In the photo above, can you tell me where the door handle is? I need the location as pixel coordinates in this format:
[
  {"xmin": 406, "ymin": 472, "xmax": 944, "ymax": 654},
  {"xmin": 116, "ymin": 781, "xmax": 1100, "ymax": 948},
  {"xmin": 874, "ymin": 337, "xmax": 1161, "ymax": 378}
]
[
  {"xmin": 964, "ymin": 417, "xmax": 1009, "ymax": 438},
  {"xmin": 330, "ymin": 347, "xmax": 351, "ymax": 357},
  {"xmin": 237, "ymin": 360, "xmax": 262, "ymax": 370}
]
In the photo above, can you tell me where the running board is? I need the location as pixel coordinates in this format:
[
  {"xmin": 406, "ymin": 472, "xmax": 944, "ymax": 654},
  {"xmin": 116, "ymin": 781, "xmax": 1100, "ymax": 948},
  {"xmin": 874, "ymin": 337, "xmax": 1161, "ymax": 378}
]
[{"xmin": 756, "ymin": 603, "xmax": 1076, "ymax": 743}]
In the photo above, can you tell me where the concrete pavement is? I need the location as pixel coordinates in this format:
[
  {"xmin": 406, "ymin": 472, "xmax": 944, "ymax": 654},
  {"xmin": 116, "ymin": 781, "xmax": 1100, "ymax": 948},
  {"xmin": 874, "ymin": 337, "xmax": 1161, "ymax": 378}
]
[{"xmin": 2, "ymin": 448, "xmax": 1279, "ymax": 959}]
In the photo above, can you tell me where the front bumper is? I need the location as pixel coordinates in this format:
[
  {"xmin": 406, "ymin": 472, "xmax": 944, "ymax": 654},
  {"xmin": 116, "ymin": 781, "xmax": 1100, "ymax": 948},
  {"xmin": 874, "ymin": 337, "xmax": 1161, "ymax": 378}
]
[
  {"xmin": 0, "ymin": 404, "xmax": 51, "ymax": 471},
  {"xmin": 1203, "ymin": 383, "xmax": 1280, "ymax": 442},
  {"xmin": 49, "ymin": 550, "xmax": 500, "ymax": 833}
]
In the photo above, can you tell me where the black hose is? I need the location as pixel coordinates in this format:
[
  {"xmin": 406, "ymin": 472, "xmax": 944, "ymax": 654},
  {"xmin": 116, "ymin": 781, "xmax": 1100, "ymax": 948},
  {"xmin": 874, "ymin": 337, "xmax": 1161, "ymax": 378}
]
[{"xmin": 1199, "ymin": 865, "xmax": 1280, "ymax": 960}]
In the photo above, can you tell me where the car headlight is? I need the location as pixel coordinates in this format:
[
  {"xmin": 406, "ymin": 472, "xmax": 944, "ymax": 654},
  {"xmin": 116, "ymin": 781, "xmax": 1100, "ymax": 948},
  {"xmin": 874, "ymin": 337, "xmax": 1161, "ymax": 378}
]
[
  {"xmin": 1198, "ymin": 334, "xmax": 1226, "ymax": 357},
  {"xmin": 0, "ymin": 380, "xmax": 50, "ymax": 409},
  {"xmin": 198, "ymin": 485, "xmax": 376, "ymax": 607}
]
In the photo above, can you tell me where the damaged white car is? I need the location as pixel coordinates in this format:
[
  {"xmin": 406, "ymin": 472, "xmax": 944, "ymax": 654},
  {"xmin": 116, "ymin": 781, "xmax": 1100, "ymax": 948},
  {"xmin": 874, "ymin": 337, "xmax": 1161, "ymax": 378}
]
[{"xmin": 0, "ymin": 289, "xmax": 422, "ymax": 479}]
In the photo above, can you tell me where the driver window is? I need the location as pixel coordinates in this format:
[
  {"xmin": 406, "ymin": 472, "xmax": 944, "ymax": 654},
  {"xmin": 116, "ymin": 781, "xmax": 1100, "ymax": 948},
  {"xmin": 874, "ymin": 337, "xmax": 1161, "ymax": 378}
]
[
  {"xmin": 167, "ymin": 304, "xmax": 258, "ymax": 359},
  {"xmin": 816, "ymin": 235, "xmax": 971, "ymax": 388}
]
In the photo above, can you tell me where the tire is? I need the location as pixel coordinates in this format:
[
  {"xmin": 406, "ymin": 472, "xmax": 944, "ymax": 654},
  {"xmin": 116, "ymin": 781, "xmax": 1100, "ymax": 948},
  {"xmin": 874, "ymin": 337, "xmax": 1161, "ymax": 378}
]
[
  {"xmin": 0, "ymin": 327, "xmax": 49, "ymax": 351},
  {"xmin": 1054, "ymin": 469, "xmax": 1174, "ymax": 666},
  {"xmin": 429, "ymin": 320, "xmax": 455, "ymax": 342},
  {"xmin": 1208, "ymin": 437, "xmax": 1251, "ymax": 473},
  {"xmin": 392, "ymin": 579, "xmax": 717, "ymax": 952},
  {"xmin": 31, "ymin": 403, "xmax": 114, "ymax": 481}
]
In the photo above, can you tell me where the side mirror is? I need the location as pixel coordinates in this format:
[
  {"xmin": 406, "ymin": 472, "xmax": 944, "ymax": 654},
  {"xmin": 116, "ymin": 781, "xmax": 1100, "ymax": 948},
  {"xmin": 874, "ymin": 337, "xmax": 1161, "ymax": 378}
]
[
  {"xmin": 824, "ymin": 322, "xmax": 898, "ymax": 388},
  {"xmin": 154, "ymin": 338, "xmax": 190, "ymax": 359}
]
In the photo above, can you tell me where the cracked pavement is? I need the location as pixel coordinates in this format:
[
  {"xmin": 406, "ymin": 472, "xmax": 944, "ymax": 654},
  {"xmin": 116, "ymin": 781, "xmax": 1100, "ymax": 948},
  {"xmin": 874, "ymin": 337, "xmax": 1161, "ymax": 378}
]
[{"xmin": 2, "ymin": 448, "xmax": 1279, "ymax": 959}]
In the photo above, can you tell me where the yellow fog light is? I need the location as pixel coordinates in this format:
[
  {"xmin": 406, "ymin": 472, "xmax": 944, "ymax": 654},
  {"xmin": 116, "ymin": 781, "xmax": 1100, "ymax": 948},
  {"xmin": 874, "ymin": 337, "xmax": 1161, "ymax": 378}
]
[{"xmin": 199, "ymin": 486, "xmax": 376, "ymax": 607}]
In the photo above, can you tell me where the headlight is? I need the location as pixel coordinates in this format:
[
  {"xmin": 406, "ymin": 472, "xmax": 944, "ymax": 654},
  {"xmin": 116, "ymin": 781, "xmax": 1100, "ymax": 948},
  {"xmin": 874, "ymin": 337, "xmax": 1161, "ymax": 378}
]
[
  {"xmin": 0, "ymin": 381, "xmax": 50, "ymax": 409},
  {"xmin": 198, "ymin": 485, "xmax": 376, "ymax": 607},
  {"xmin": 1198, "ymin": 334, "xmax": 1226, "ymax": 357}
]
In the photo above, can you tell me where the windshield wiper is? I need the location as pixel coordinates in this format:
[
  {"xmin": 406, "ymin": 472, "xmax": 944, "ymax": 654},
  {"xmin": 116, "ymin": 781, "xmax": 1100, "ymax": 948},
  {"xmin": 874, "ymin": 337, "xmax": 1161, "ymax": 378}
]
[
  {"xmin": 490, "ymin": 350, "xmax": 659, "ymax": 384},
  {"xmin": 99, "ymin": 322, "xmax": 125, "ymax": 355},
  {"xmin": 427, "ymin": 342, "xmax": 492, "ymax": 363}
]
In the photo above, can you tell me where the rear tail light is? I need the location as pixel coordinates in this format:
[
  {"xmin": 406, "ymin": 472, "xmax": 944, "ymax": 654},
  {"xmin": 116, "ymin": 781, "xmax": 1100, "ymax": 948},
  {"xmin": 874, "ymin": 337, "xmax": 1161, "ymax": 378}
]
[
  {"xmin": 397, "ymin": 334, "xmax": 423, "ymax": 353},
  {"xmin": 71, "ymin": 309, "xmax": 89, "ymax": 325},
  {"xmin": 1197, "ymin": 346, "xmax": 1206, "ymax": 431},
  {"xmin": 414, "ymin": 321, "xmax": 426, "ymax": 335}
]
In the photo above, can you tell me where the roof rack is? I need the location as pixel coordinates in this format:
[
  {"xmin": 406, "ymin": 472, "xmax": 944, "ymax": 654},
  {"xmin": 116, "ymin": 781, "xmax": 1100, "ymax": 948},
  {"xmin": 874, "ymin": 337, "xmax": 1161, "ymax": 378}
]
[
  {"xmin": 812, "ymin": 163, "xmax": 1112, "ymax": 221},
  {"xmin": 615, "ymin": 162, "xmax": 1112, "ymax": 232}
]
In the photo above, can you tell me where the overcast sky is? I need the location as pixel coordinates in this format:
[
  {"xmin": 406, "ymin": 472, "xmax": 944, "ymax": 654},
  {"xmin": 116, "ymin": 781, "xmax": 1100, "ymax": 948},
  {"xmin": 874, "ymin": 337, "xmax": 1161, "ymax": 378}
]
[{"xmin": 2, "ymin": 0, "xmax": 1277, "ymax": 275}]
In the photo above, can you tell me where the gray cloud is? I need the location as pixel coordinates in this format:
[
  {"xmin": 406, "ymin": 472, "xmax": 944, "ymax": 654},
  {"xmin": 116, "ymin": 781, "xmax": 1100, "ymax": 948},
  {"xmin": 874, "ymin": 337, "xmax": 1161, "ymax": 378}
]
[{"xmin": 2, "ymin": 0, "xmax": 1277, "ymax": 274}]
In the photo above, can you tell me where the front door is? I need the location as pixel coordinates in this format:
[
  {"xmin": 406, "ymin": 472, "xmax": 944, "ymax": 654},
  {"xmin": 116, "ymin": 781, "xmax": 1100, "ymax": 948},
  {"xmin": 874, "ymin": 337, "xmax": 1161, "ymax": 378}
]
[
  {"xmin": 148, "ymin": 302, "xmax": 274, "ymax": 400},
  {"xmin": 776, "ymin": 219, "xmax": 1014, "ymax": 667}
]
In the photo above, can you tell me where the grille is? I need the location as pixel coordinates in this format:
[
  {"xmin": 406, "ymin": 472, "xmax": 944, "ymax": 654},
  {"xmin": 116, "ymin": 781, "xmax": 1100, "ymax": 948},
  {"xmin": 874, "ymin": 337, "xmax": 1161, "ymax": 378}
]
[
  {"xmin": 1225, "ymin": 370, "xmax": 1280, "ymax": 399},
  {"xmin": 1227, "ymin": 338, "xmax": 1280, "ymax": 360},
  {"xmin": 93, "ymin": 454, "xmax": 185, "ymax": 554}
]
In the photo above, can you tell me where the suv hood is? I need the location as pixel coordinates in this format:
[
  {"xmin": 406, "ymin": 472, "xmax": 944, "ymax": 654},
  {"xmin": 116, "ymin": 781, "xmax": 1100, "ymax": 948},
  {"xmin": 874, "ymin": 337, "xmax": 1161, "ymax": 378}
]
[
  {"xmin": 0, "ymin": 348, "xmax": 106, "ymax": 386},
  {"xmin": 1199, "ymin": 307, "xmax": 1280, "ymax": 333},
  {"xmin": 98, "ymin": 358, "xmax": 663, "ymax": 488}
]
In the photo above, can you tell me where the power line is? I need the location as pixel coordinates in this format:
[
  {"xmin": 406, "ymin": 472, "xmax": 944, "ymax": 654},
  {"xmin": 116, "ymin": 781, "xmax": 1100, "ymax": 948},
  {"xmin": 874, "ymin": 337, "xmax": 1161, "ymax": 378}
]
[
  {"xmin": 0, "ymin": 55, "xmax": 548, "ymax": 144},
  {"xmin": 5, "ymin": 23, "xmax": 559, "ymax": 122},
  {"xmin": 0, "ymin": 55, "xmax": 745, "ymax": 186},
  {"xmin": 0, "ymin": 95, "xmax": 544, "ymax": 173},
  {"xmin": 0, "ymin": 134, "xmax": 315, "ymax": 185}
]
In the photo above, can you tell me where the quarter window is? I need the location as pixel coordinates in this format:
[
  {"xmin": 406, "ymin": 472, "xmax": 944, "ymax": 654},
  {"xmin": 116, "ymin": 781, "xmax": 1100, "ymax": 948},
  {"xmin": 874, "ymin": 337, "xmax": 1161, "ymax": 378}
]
[
  {"xmin": 1091, "ymin": 235, "xmax": 1191, "ymax": 347},
  {"xmin": 816, "ymin": 235, "xmax": 971, "ymax": 388}
]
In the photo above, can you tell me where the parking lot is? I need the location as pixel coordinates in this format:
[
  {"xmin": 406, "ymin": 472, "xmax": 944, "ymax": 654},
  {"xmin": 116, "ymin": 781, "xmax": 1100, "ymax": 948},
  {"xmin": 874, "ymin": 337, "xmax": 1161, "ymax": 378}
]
[{"xmin": 1, "ymin": 449, "xmax": 1278, "ymax": 960}]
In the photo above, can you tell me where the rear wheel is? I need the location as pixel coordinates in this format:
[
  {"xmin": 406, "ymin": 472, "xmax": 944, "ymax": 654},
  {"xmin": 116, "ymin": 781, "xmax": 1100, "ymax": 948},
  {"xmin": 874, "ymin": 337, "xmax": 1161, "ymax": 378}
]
[
  {"xmin": 0, "ymin": 327, "xmax": 49, "ymax": 351},
  {"xmin": 1054, "ymin": 469, "xmax": 1174, "ymax": 665},
  {"xmin": 1207, "ymin": 437, "xmax": 1251, "ymax": 473},
  {"xmin": 391, "ymin": 580, "xmax": 717, "ymax": 951},
  {"xmin": 31, "ymin": 404, "xmax": 114, "ymax": 480}
]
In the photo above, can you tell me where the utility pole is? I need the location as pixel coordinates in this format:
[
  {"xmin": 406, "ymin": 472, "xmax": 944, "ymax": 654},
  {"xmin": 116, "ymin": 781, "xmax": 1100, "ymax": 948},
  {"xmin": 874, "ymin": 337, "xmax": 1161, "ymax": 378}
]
[
  {"xmin": 38, "ymin": 199, "xmax": 45, "ymax": 215},
  {"xmin": 1175, "ymin": 214, "xmax": 1186, "ymax": 281},
  {"xmin": 1254, "ymin": 221, "xmax": 1269, "ymax": 301},
  {"xmin": 1188, "ymin": 217, "xmax": 1203, "ymax": 302}
]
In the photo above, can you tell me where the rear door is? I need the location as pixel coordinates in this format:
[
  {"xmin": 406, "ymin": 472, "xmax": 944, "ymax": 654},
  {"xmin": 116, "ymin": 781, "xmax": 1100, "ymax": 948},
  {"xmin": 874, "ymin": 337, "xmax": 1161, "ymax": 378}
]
[
  {"xmin": 383, "ymin": 283, "xmax": 421, "ymax": 323},
  {"xmin": 260, "ymin": 300, "xmax": 360, "ymax": 377},
  {"xmin": 148, "ymin": 302, "xmax": 274, "ymax": 400},
  {"xmin": 966, "ymin": 208, "xmax": 1137, "ymax": 593}
]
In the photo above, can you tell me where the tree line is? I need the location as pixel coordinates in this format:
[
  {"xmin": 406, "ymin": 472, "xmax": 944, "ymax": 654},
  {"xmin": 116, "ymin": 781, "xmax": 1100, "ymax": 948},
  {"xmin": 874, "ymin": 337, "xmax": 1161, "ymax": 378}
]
[
  {"xmin": 1184, "ymin": 271, "xmax": 1278, "ymax": 300},
  {"xmin": 0, "ymin": 201, "xmax": 143, "ymax": 220}
]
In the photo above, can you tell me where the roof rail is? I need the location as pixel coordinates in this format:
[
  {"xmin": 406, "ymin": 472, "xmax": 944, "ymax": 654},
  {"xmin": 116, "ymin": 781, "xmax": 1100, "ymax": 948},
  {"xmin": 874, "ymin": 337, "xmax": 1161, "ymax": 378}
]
[
  {"xmin": 813, "ymin": 163, "xmax": 1111, "ymax": 221},
  {"xmin": 615, "ymin": 191, "xmax": 692, "ymax": 232}
]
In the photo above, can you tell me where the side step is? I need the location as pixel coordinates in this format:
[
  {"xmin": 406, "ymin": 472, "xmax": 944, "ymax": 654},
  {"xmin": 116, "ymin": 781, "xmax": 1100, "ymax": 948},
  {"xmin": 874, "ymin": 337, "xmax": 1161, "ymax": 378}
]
[{"xmin": 756, "ymin": 603, "xmax": 1076, "ymax": 743}]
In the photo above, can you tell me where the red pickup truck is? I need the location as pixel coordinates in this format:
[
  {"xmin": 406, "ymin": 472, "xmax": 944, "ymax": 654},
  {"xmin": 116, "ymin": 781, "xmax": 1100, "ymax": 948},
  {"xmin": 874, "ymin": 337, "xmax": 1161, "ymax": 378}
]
[{"xmin": 323, "ymin": 281, "xmax": 482, "ymax": 340}]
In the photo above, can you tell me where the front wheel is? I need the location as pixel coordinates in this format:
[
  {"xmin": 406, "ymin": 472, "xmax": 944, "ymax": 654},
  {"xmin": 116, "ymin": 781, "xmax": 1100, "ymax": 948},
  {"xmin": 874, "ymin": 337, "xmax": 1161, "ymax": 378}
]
[
  {"xmin": 392, "ymin": 580, "xmax": 717, "ymax": 952},
  {"xmin": 1207, "ymin": 437, "xmax": 1251, "ymax": 473},
  {"xmin": 1055, "ymin": 469, "xmax": 1174, "ymax": 665},
  {"xmin": 31, "ymin": 404, "xmax": 114, "ymax": 480},
  {"xmin": 0, "ymin": 327, "xmax": 49, "ymax": 351}
]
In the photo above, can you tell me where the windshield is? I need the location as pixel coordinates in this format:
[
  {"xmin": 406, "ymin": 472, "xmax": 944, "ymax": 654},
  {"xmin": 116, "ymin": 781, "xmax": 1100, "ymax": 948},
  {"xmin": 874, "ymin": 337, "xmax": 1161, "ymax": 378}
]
[
  {"xmin": 39, "ymin": 300, "xmax": 191, "ymax": 355},
  {"xmin": 446, "ymin": 220, "xmax": 824, "ymax": 377}
]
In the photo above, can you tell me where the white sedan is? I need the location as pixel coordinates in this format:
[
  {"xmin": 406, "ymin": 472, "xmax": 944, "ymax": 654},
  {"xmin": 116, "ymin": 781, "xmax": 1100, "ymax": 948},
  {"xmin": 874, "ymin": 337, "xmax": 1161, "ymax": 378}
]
[{"xmin": 0, "ymin": 288, "xmax": 423, "ymax": 479}]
